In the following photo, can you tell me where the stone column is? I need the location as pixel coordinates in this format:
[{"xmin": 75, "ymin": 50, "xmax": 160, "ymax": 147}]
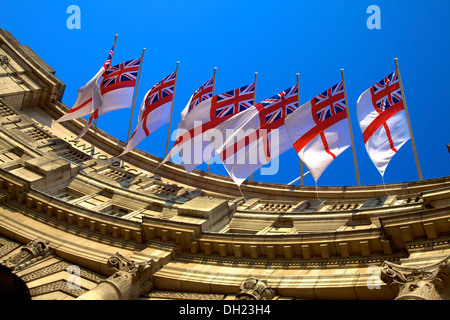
[
  {"xmin": 381, "ymin": 255, "xmax": 450, "ymax": 300},
  {"xmin": 235, "ymin": 277, "xmax": 277, "ymax": 300},
  {"xmin": 77, "ymin": 252, "xmax": 155, "ymax": 300}
]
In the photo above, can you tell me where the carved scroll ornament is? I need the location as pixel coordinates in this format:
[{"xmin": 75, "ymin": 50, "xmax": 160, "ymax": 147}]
[{"xmin": 381, "ymin": 255, "xmax": 450, "ymax": 300}]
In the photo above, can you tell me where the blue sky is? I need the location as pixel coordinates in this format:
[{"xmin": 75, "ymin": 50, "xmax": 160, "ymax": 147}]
[{"xmin": 2, "ymin": 0, "xmax": 449, "ymax": 187}]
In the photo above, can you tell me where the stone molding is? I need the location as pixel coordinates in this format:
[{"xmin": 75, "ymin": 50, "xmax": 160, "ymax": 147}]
[
  {"xmin": 0, "ymin": 235, "xmax": 21, "ymax": 258},
  {"xmin": 2, "ymin": 166, "xmax": 449, "ymax": 263},
  {"xmin": 146, "ymin": 291, "xmax": 225, "ymax": 300}
]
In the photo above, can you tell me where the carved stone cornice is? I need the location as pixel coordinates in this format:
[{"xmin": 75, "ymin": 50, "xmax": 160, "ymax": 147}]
[
  {"xmin": 381, "ymin": 255, "xmax": 450, "ymax": 300},
  {"xmin": 235, "ymin": 277, "xmax": 277, "ymax": 300},
  {"xmin": 77, "ymin": 252, "xmax": 156, "ymax": 300},
  {"xmin": 0, "ymin": 239, "xmax": 52, "ymax": 272}
]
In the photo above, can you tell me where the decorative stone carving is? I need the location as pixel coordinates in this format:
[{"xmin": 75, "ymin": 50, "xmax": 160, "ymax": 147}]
[
  {"xmin": 0, "ymin": 54, "xmax": 9, "ymax": 66},
  {"xmin": 381, "ymin": 255, "xmax": 450, "ymax": 300},
  {"xmin": 0, "ymin": 236, "xmax": 21, "ymax": 259},
  {"xmin": 77, "ymin": 252, "xmax": 156, "ymax": 300},
  {"xmin": 0, "ymin": 239, "xmax": 52, "ymax": 272},
  {"xmin": 235, "ymin": 277, "xmax": 277, "ymax": 300},
  {"xmin": 147, "ymin": 291, "xmax": 225, "ymax": 300},
  {"xmin": 29, "ymin": 280, "xmax": 86, "ymax": 298}
]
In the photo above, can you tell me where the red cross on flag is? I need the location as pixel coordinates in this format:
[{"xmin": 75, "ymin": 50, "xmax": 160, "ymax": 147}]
[
  {"xmin": 285, "ymin": 81, "xmax": 352, "ymax": 182},
  {"xmin": 180, "ymin": 76, "xmax": 215, "ymax": 120},
  {"xmin": 208, "ymin": 85, "xmax": 299, "ymax": 186},
  {"xmin": 162, "ymin": 82, "xmax": 255, "ymax": 173},
  {"xmin": 119, "ymin": 70, "xmax": 177, "ymax": 156},
  {"xmin": 56, "ymin": 40, "xmax": 116, "ymax": 123},
  {"xmin": 356, "ymin": 71, "xmax": 410, "ymax": 176},
  {"xmin": 76, "ymin": 58, "xmax": 141, "ymax": 139}
]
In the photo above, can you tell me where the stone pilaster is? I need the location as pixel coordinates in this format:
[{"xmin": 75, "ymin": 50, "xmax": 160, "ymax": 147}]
[
  {"xmin": 235, "ymin": 277, "xmax": 277, "ymax": 300},
  {"xmin": 381, "ymin": 255, "xmax": 450, "ymax": 300},
  {"xmin": 76, "ymin": 252, "xmax": 155, "ymax": 300}
]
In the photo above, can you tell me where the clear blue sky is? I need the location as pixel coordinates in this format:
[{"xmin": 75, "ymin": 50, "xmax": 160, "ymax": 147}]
[{"xmin": 2, "ymin": 0, "xmax": 449, "ymax": 187}]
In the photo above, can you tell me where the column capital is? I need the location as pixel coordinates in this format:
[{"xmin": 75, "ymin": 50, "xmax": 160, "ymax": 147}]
[
  {"xmin": 381, "ymin": 255, "xmax": 450, "ymax": 300},
  {"xmin": 236, "ymin": 277, "xmax": 277, "ymax": 300}
]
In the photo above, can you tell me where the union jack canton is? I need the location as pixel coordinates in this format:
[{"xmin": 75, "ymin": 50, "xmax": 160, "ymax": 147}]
[
  {"xmin": 211, "ymin": 83, "xmax": 255, "ymax": 120},
  {"xmin": 146, "ymin": 71, "xmax": 177, "ymax": 107},
  {"xmin": 313, "ymin": 81, "xmax": 346, "ymax": 123},
  {"xmin": 102, "ymin": 43, "xmax": 116, "ymax": 71},
  {"xmin": 259, "ymin": 85, "xmax": 299, "ymax": 126},
  {"xmin": 187, "ymin": 76, "xmax": 214, "ymax": 114},
  {"xmin": 371, "ymin": 71, "xmax": 403, "ymax": 113},
  {"xmin": 101, "ymin": 58, "xmax": 141, "ymax": 94}
]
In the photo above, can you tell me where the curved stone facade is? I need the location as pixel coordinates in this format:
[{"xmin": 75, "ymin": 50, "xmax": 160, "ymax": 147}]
[{"xmin": 0, "ymin": 28, "xmax": 449, "ymax": 300}]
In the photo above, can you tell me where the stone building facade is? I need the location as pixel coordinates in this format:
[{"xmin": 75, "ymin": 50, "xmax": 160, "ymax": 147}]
[{"xmin": 0, "ymin": 28, "xmax": 449, "ymax": 300}]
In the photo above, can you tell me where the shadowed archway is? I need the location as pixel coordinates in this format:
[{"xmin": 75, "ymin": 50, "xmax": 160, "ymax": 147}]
[{"xmin": 0, "ymin": 265, "xmax": 31, "ymax": 300}]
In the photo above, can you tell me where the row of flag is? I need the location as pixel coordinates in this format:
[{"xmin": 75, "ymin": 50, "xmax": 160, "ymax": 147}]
[{"xmin": 57, "ymin": 37, "xmax": 422, "ymax": 187}]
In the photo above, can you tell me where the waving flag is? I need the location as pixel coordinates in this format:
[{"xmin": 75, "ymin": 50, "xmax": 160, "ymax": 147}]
[
  {"xmin": 285, "ymin": 82, "xmax": 351, "ymax": 181},
  {"xmin": 120, "ymin": 70, "xmax": 177, "ymax": 156},
  {"xmin": 76, "ymin": 58, "xmax": 141, "ymax": 139},
  {"xmin": 356, "ymin": 71, "xmax": 410, "ymax": 176},
  {"xmin": 209, "ymin": 85, "xmax": 299, "ymax": 186},
  {"xmin": 98, "ymin": 58, "xmax": 141, "ymax": 114},
  {"xmin": 162, "ymin": 83, "xmax": 256, "ymax": 173},
  {"xmin": 213, "ymin": 85, "xmax": 255, "ymax": 118},
  {"xmin": 56, "ymin": 41, "xmax": 116, "ymax": 123},
  {"xmin": 181, "ymin": 76, "xmax": 215, "ymax": 120}
]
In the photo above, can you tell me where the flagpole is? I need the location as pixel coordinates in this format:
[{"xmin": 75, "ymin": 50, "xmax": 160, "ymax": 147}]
[
  {"xmin": 249, "ymin": 71, "xmax": 258, "ymax": 182},
  {"xmin": 341, "ymin": 68, "xmax": 361, "ymax": 186},
  {"xmin": 165, "ymin": 61, "xmax": 180, "ymax": 157},
  {"xmin": 125, "ymin": 48, "xmax": 146, "ymax": 146},
  {"xmin": 394, "ymin": 58, "xmax": 423, "ymax": 181},
  {"xmin": 112, "ymin": 34, "xmax": 118, "ymax": 61},
  {"xmin": 119, "ymin": 48, "xmax": 146, "ymax": 167},
  {"xmin": 296, "ymin": 73, "xmax": 305, "ymax": 186},
  {"xmin": 207, "ymin": 67, "xmax": 217, "ymax": 173},
  {"xmin": 92, "ymin": 34, "xmax": 118, "ymax": 156}
]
